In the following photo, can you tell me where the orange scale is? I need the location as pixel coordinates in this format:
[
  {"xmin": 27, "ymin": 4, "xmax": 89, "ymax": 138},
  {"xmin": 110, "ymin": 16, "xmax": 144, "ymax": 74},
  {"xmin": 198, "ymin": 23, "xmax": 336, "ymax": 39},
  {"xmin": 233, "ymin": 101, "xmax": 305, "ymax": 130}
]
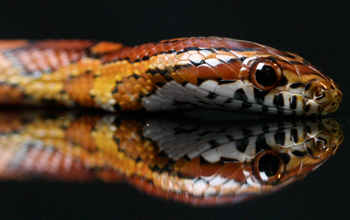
[
  {"xmin": 173, "ymin": 44, "xmax": 185, "ymax": 52},
  {"xmin": 153, "ymin": 44, "xmax": 165, "ymax": 54},
  {"xmin": 192, "ymin": 38, "xmax": 211, "ymax": 48},
  {"xmin": 214, "ymin": 63, "xmax": 240, "ymax": 80},
  {"xmin": 163, "ymin": 44, "xmax": 176, "ymax": 53},
  {"xmin": 205, "ymin": 38, "xmax": 224, "ymax": 48},
  {"xmin": 91, "ymin": 42, "xmax": 123, "ymax": 54},
  {"xmin": 175, "ymin": 52, "xmax": 190, "ymax": 61},
  {"xmin": 158, "ymin": 55, "xmax": 168, "ymax": 65},
  {"xmin": 199, "ymin": 162, "xmax": 224, "ymax": 179},
  {"xmin": 153, "ymin": 73, "xmax": 168, "ymax": 84},
  {"xmin": 0, "ymin": 40, "xmax": 28, "ymax": 50},
  {"xmin": 178, "ymin": 157, "xmax": 201, "ymax": 178},
  {"xmin": 131, "ymin": 46, "xmax": 144, "ymax": 55},
  {"xmin": 123, "ymin": 83, "xmax": 134, "ymax": 93},
  {"xmin": 196, "ymin": 64, "xmax": 221, "ymax": 82},
  {"xmin": 137, "ymin": 78, "xmax": 148, "ymax": 87},
  {"xmin": 175, "ymin": 64, "xmax": 198, "ymax": 85},
  {"xmin": 219, "ymin": 163, "xmax": 246, "ymax": 182},
  {"xmin": 145, "ymin": 73, "xmax": 158, "ymax": 84},
  {"xmin": 227, "ymin": 60, "xmax": 243, "ymax": 74},
  {"xmin": 170, "ymin": 72, "xmax": 185, "ymax": 84},
  {"xmin": 33, "ymin": 40, "xmax": 94, "ymax": 50},
  {"xmin": 220, "ymin": 39, "xmax": 247, "ymax": 51},
  {"xmin": 117, "ymin": 84, "xmax": 126, "ymax": 94},
  {"xmin": 173, "ymin": 158, "xmax": 187, "ymax": 171},
  {"xmin": 182, "ymin": 38, "xmax": 195, "ymax": 47},
  {"xmin": 133, "ymin": 85, "xmax": 143, "ymax": 94}
]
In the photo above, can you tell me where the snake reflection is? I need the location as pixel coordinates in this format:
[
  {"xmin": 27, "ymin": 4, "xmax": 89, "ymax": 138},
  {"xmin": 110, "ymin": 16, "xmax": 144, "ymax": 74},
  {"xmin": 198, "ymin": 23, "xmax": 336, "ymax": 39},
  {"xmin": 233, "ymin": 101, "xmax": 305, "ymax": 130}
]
[{"xmin": 0, "ymin": 111, "xmax": 343, "ymax": 205}]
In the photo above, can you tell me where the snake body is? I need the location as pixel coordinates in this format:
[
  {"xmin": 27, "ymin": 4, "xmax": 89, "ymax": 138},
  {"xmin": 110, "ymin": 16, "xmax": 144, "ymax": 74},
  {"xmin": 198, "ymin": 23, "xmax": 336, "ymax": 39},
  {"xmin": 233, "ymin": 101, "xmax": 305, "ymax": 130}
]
[
  {"xmin": 0, "ymin": 111, "xmax": 343, "ymax": 205},
  {"xmin": 0, "ymin": 37, "xmax": 342, "ymax": 115}
]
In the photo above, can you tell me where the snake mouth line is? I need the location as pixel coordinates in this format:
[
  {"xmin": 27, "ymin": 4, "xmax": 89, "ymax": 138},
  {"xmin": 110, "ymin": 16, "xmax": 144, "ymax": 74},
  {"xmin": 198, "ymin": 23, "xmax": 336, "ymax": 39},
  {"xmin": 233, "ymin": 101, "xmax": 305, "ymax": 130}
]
[{"xmin": 220, "ymin": 91, "xmax": 322, "ymax": 116}]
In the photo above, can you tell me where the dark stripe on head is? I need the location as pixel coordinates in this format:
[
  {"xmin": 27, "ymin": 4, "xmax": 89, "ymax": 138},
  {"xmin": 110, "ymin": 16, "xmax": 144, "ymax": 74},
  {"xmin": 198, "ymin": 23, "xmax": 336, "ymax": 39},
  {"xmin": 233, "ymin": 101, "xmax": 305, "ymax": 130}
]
[
  {"xmin": 213, "ymin": 47, "xmax": 230, "ymax": 52},
  {"xmin": 304, "ymin": 81, "xmax": 313, "ymax": 91},
  {"xmin": 254, "ymin": 88, "xmax": 270, "ymax": 105},
  {"xmin": 234, "ymin": 89, "xmax": 248, "ymax": 102},
  {"xmin": 292, "ymin": 150, "xmax": 306, "ymax": 157},
  {"xmin": 239, "ymin": 56, "xmax": 247, "ymax": 61},
  {"xmin": 283, "ymin": 54, "xmax": 295, "ymax": 59},
  {"xmin": 208, "ymin": 140, "xmax": 220, "ymax": 148},
  {"xmin": 305, "ymin": 104, "xmax": 310, "ymax": 112},
  {"xmin": 166, "ymin": 49, "xmax": 176, "ymax": 54},
  {"xmin": 280, "ymin": 153, "xmax": 291, "ymax": 164},
  {"xmin": 218, "ymin": 79, "xmax": 237, "ymax": 85},
  {"xmin": 174, "ymin": 63, "xmax": 193, "ymax": 72},
  {"xmin": 156, "ymin": 67, "xmax": 168, "ymax": 75},
  {"xmin": 290, "ymin": 96, "xmax": 297, "ymax": 109},
  {"xmin": 274, "ymin": 131, "xmax": 285, "ymax": 146},
  {"xmin": 274, "ymin": 94, "xmax": 284, "ymax": 107},
  {"xmin": 315, "ymin": 93, "xmax": 325, "ymax": 100},
  {"xmin": 221, "ymin": 158, "xmax": 239, "ymax": 163},
  {"xmin": 256, "ymin": 134, "xmax": 271, "ymax": 151},
  {"xmin": 236, "ymin": 138, "xmax": 249, "ymax": 152},
  {"xmin": 184, "ymin": 47, "xmax": 200, "ymax": 52},
  {"xmin": 290, "ymin": 82, "xmax": 303, "ymax": 88},
  {"xmin": 291, "ymin": 129, "xmax": 298, "ymax": 143},
  {"xmin": 276, "ymin": 75, "xmax": 288, "ymax": 87}
]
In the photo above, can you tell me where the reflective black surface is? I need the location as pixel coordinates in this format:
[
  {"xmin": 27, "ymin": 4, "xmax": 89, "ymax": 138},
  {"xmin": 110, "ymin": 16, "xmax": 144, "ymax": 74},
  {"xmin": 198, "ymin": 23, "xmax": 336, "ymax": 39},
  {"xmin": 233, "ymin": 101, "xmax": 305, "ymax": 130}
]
[
  {"xmin": 0, "ymin": 1, "xmax": 350, "ymax": 219},
  {"xmin": 0, "ymin": 111, "xmax": 343, "ymax": 206}
]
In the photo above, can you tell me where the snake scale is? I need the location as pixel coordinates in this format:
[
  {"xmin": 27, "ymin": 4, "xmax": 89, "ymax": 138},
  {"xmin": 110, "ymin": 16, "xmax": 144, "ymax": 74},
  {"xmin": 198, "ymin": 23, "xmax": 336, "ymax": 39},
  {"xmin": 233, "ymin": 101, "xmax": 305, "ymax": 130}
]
[
  {"xmin": 0, "ymin": 111, "xmax": 343, "ymax": 205},
  {"xmin": 0, "ymin": 37, "xmax": 342, "ymax": 115}
]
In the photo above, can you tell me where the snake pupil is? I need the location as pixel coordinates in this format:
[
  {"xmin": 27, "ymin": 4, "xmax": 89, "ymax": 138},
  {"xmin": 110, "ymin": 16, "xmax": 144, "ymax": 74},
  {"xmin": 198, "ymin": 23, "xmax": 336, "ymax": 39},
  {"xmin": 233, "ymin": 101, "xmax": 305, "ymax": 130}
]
[
  {"xmin": 258, "ymin": 153, "xmax": 280, "ymax": 176},
  {"xmin": 255, "ymin": 64, "xmax": 277, "ymax": 87}
]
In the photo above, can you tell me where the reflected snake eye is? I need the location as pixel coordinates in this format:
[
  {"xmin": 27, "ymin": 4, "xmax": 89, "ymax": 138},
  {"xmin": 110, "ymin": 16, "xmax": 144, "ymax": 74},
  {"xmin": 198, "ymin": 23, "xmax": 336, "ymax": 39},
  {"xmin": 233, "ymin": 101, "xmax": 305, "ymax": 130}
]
[
  {"xmin": 253, "ymin": 150, "xmax": 285, "ymax": 184},
  {"xmin": 250, "ymin": 59, "xmax": 282, "ymax": 90}
]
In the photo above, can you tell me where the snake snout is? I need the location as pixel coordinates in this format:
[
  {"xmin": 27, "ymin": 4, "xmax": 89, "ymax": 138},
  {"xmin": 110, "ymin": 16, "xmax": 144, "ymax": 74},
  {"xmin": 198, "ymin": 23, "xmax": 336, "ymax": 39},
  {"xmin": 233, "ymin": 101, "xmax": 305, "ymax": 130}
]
[{"xmin": 312, "ymin": 80, "xmax": 342, "ymax": 115}]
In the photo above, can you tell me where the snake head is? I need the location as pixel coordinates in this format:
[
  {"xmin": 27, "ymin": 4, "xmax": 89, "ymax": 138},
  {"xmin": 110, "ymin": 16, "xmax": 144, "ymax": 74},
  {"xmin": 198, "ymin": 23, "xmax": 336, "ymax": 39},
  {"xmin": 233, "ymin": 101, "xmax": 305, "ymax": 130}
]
[
  {"xmin": 256, "ymin": 47, "xmax": 342, "ymax": 116},
  {"xmin": 141, "ymin": 37, "xmax": 342, "ymax": 115},
  {"xmin": 235, "ymin": 48, "xmax": 343, "ymax": 116}
]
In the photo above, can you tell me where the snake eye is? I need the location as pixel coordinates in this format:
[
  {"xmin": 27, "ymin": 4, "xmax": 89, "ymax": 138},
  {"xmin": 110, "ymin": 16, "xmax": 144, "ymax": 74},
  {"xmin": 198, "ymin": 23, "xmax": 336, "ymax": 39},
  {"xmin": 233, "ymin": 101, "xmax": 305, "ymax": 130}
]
[
  {"xmin": 250, "ymin": 59, "xmax": 282, "ymax": 90},
  {"xmin": 253, "ymin": 150, "xmax": 284, "ymax": 184}
]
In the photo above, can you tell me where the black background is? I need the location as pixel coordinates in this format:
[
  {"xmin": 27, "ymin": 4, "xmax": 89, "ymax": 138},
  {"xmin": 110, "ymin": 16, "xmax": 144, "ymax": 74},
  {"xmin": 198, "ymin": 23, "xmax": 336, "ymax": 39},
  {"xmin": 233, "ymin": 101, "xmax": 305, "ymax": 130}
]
[{"xmin": 0, "ymin": 1, "xmax": 350, "ymax": 219}]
